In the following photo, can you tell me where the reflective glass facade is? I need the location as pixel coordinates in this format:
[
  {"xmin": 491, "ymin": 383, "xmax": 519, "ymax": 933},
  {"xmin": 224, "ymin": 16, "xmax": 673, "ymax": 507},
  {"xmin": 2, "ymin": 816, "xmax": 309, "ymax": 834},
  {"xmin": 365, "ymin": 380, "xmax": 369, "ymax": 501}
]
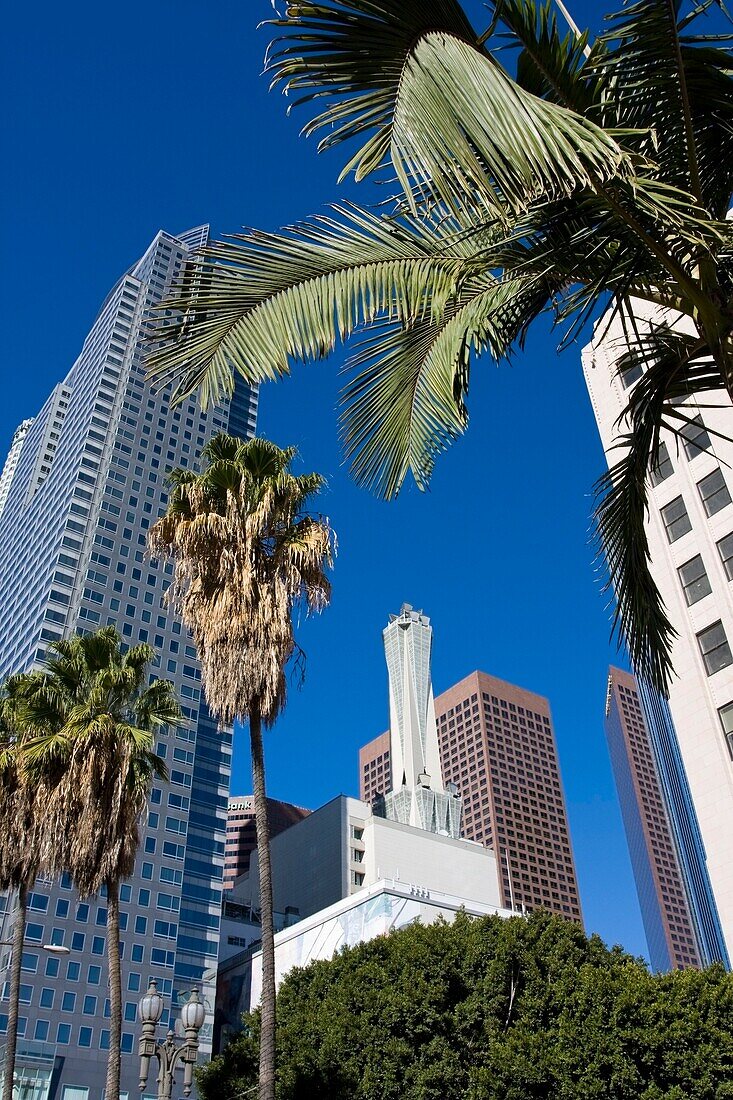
[{"xmin": 0, "ymin": 226, "xmax": 258, "ymax": 1099}]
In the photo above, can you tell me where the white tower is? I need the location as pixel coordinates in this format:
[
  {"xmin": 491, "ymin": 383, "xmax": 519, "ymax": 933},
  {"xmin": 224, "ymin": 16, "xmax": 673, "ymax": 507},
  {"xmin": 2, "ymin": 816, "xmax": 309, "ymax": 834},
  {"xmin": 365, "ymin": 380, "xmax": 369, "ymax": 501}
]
[
  {"xmin": 381, "ymin": 604, "xmax": 461, "ymax": 837},
  {"xmin": 583, "ymin": 301, "xmax": 733, "ymax": 959}
]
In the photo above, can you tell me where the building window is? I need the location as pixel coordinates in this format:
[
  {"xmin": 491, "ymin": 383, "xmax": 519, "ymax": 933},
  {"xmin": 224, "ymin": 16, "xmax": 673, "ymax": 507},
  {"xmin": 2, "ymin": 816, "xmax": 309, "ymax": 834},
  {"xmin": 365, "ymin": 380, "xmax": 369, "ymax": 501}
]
[
  {"xmin": 650, "ymin": 442, "xmax": 674, "ymax": 486},
  {"xmin": 697, "ymin": 621, "xmax": 733, "ymax": 675},
  {"xmin": 717, "ymin": 533, "xmax": 733, "ymax": 581},
  {"xmin": 678, "ymin": 555, "xmax": 712, "ymax": 606},
  {"xmin": 350, "ymin": 870, "xmax": 365, "ymax": 886},
  {"xmin": 661, "ymin": 496, "xmax": 692, "ymax": 543},
  {"xmin": 619, "ymin": 361, "xmax": 643, "ymax": 389},
  {"xmin": 680, "ymin": 415, "xmax": 711, "ymax": 460},
  {"xmin": 698, "ymin": 469, "xmax": 731, "ymax": 517},
  {"xmin": 717, "ymin": 703, "xmax": 733, "ymax": 760},
  {"xmin": 62, "ymin": 1089, "xmax": 88, "ymax": 1100}
]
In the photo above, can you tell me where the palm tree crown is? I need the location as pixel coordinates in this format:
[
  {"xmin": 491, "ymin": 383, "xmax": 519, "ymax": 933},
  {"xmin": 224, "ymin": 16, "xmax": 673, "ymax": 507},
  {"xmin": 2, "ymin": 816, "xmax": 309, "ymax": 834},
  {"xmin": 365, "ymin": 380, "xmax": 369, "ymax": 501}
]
[
  {"xmin": 149, "ymin": 434, "xmax": 334, "ymax": 725},
  {"xmin": 19, "ymin": 628, "xmax": 177, "ymax": 894},
  {"xmin": 15, "ymin": 628, "xmax": 179, "ymax": 1100},
  {"xmin": 146, "ymin": 0, "xmax": 733, "ymax": 692},
  {"xmin": 149, "ymin": 434, "xmax": 333, "ymax": 1100}
]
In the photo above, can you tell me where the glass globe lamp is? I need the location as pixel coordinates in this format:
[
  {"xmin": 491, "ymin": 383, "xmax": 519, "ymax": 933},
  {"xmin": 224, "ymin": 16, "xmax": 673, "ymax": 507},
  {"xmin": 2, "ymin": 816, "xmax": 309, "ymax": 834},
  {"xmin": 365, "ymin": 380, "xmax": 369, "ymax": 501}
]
[{"xmin": 139, "ymin": 979, "xmax": 165, "ymax": 1025}]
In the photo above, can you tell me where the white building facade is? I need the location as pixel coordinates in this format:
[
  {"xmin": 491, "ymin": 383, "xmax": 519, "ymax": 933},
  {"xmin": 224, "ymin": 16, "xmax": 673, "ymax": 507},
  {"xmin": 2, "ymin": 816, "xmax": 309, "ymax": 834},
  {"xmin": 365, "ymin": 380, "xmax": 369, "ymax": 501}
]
[{"xmin": 583, "ymin": 304, "xmax": 733, "ymax": 959}]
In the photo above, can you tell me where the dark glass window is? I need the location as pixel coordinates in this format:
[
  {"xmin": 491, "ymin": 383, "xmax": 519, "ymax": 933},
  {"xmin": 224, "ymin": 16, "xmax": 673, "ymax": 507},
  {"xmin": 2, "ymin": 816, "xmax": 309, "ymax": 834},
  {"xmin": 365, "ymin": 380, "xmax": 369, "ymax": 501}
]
[
  {"xmin": 650, "ymin": 442, "xmax": 674, "ymax": 486},
  {"xmin": 717, "ymin": 703, "xmax": 733, "ymax": 761},
  {"xmin": 717, "ymin": 533, "xmax": 733, "ymax": 580},
  {"xmin": 620, "ymin": 362, "xmax": 643, "ymax": 389},
  {"xmin": 697, "ymin": 621, "xmax": 733, "ymax": 675},
  {"xmin": 681, "ymin": 415, "xmax": 711, "ymax": 459},
  {"xmin": 698, "ymin": 468, "xmax": 731, "ymax": 517},
  {"xmin": 661, "ymin": 496, "xmax": 692, "ymax": 543},
  {"xmin": 678, "ymin": 555, "xmax": 712, "ymax": 606}
]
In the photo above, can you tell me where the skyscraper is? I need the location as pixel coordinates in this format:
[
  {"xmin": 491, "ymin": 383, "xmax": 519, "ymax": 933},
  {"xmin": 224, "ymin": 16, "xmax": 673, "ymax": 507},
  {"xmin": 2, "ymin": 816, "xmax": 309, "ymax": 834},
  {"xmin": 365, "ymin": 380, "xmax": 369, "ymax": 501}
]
[
  {"xmin": 379, "ymin": 605, "xmax": 461, "ymax": 837},
  {"xmin": 361, "ymin": 666, "xmax": 582, "ymax": 924},
  {"xmin": 0, "ymin": 226, "xmax": 257, "ymax": 1100},
  {"xmin": 224, "ymin": 797, "xmax": 310, "ymax": 889},
  {"xmin": 583, "ymin": 302, "xmax": 733, "ymax": 960},
  {"xmin": 605, "ymin": 667, "xmax": 700, "ymax": 970}
]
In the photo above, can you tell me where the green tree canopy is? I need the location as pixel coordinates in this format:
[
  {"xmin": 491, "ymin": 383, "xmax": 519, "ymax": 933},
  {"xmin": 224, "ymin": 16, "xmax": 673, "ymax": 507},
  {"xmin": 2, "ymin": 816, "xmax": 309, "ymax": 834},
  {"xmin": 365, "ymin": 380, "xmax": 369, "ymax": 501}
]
[{"xmin": 198, "ymin": 911, "xmax": 733, "ymax": 1100}]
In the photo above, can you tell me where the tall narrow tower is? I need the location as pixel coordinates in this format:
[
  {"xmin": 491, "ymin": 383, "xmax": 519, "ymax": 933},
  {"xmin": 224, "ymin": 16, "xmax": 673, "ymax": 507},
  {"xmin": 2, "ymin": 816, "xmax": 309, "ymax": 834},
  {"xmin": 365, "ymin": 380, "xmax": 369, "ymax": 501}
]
[
  {"xmin": 605, "ymin": 667, "xmax": 701, "ymax": 970},
  {"xmin": 381, "ymin": 604, "xmax": 461, "ymax": 837}
]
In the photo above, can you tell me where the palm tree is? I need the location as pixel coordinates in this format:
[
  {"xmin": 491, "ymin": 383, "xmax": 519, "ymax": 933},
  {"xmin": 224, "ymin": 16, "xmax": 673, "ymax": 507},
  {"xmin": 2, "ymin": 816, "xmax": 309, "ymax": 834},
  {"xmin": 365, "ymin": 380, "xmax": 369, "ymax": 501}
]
[
  {"xmin": 149, "ymin": 434, "xmax": 333, "ymax": 1100},
  {"xmin": 0, "ymin": 679, "xmax": 50, "ymax": 1100},
  {"xmin": 19, "ymin": 629, "xmax": 179, "ymax": 1100},
  {"xmin": 147, "ymin": 0, "xmax": 733, "ymax": 694}
]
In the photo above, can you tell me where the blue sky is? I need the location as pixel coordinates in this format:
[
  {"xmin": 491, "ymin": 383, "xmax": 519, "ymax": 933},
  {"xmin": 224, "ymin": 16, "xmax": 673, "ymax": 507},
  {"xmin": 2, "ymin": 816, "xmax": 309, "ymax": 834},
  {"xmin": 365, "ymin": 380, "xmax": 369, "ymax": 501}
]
[{"xmin": 2, "ymin": 1, "xmax": 658, "ymax": 958}]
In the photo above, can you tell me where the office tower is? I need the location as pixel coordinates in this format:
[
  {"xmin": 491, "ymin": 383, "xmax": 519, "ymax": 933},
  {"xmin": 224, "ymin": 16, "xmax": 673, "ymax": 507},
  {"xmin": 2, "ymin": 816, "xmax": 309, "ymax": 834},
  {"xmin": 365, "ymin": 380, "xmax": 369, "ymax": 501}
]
[
  {"xmin": 380, "ymin": 605, "xmax": 461, "ymax": 837},
  {"xmin": 605, "ymin": 667, "xmax": 700, "ymax": 970},
  {"xmin": 361, "ymin": 668, "xmax": 582, "ymax": 924},
  {"xmin": 224, "ymin": 797, "xmax": 310, "ymax": 889},
  {"xmin": 0, "ymin": 226, "xmax": 258, "ymax": 1100},
  {"xmin": 583, "ymin": 303, "xmax": 733, "ymax": 959}
]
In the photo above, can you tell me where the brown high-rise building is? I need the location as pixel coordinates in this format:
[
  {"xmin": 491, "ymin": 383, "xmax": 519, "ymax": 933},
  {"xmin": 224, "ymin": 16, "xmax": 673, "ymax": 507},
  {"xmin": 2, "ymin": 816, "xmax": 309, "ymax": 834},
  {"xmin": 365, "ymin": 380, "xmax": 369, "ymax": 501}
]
[
  {"xmin": 605, "ymin": 667, "xmax": 701, "ymax": 970},
  {"xmin": 224, "ymin": 796, "xmax": 310, "ymax": 889},
  {"xmin": 360, "ymin": 670, "xmax": 582, "ymax": 923}
]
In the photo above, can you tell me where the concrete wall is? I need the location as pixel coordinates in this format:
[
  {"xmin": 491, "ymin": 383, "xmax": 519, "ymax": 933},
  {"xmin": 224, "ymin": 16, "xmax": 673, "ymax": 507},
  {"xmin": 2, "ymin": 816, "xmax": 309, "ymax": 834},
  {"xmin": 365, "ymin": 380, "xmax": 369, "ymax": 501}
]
[{"xmin": 363, "ymin": 815, "xmax": 501, "ymax": 907}]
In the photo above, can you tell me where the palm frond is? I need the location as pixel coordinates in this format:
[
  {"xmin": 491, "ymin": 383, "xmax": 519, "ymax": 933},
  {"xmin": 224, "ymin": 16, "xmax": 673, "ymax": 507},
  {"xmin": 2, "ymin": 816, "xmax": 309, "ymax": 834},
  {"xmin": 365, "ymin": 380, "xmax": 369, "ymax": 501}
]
[
  {"xmin": 340, "ymin": 272, "xmax": 555, "ymax": 496},
  {"xmin": 593, "ymin": 0, "xmax": 733, "ymax": 212},
  {"xmin": 388, "ymin": 29, "xmax": 633, "ymax": 217},
  {"xmin": 265, "ymin": 0, "xmax": 478, "ymax": 181},
  {"xmin": 146, "ymin": 205, "xmax": 475, "ymax": 407},
  {"xmin": 489, "ymin": 0, "xmax": 599, "ymax": 110}
]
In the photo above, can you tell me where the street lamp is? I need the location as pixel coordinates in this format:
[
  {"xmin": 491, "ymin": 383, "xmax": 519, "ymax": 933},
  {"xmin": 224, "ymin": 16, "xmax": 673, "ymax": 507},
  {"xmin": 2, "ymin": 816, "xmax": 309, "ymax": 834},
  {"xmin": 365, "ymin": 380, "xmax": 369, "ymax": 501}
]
[{"xmin": 138, "ymin": 979, "xmax": 206, "ymax": 1099}]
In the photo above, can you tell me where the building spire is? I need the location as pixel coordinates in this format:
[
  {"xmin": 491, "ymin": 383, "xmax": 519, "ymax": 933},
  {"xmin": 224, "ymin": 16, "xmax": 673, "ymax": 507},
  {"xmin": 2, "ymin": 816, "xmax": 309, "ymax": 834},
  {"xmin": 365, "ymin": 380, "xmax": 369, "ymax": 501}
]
[{"xmin": 381, "ymin": 604, "xmax": 461, "ymax": 837}]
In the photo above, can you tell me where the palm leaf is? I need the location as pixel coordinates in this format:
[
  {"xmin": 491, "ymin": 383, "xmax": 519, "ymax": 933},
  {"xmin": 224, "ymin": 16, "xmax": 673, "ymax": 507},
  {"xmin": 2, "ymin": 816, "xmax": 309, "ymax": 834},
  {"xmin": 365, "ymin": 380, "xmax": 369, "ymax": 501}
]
[
  {"xmin": 593, "ymin": 0, "xmax": 733, "ymax": 212},
  {"xmin": 265, "ymin": 0, "xmax": 477, "ymax": 180},
  {"xmin": 340, "ymin": 272, "xmax": 555, "ymax": 496},
  {"xmin": 389, "ymin": 30, "xmax": 633, "ymax": 217},
  {"xmin": 489, "ymin": 0, "xmax": 599, "ymax": 110},
  {"xmin": 146, "ymin": 204, "xmax": 481, "ymax": 406}
]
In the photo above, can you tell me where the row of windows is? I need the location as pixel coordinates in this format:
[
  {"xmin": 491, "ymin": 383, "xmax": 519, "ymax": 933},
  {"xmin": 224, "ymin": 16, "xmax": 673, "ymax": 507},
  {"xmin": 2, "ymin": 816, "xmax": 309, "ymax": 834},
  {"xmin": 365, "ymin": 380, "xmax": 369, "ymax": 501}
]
[
  {"xmin": 0, "ymin": 1014, "xmax": 135, "ymax": 1052},
  {"xmin": 661, "ymin": 468, "xmax": 732, "ymax": 544}
]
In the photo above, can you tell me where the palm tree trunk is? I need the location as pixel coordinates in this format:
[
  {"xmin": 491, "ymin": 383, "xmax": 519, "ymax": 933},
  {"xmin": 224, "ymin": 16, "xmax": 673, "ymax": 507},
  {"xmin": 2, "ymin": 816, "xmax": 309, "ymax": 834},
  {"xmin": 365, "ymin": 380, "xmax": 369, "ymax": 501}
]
[
  {"xmin": 250, "ymin": 707, "xmax": 276, "ymax": 1100},
  {"xmin": 2, "ymin": 884, "xmax": 27, "ymax": 1100},
  {"xmin": 105, "ymin": 879, "xmax": 123, "ymax": 1100}
]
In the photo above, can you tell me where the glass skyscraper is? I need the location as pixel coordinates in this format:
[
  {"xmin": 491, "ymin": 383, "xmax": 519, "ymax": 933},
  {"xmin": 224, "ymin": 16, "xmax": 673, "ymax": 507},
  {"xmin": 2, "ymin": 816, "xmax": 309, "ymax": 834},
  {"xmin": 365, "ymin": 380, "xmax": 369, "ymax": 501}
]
[{"xmin": 0, "ymin": 226, "xmax": 257, "ymax": 1100}]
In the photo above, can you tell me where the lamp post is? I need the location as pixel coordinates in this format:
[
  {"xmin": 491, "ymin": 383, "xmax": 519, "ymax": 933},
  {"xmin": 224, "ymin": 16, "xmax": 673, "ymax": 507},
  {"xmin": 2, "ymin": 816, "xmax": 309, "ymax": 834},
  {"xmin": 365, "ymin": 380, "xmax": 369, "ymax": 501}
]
[{"xmin": 138, "ymin": 979, "xmax": 206, "ymax": 1100}]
